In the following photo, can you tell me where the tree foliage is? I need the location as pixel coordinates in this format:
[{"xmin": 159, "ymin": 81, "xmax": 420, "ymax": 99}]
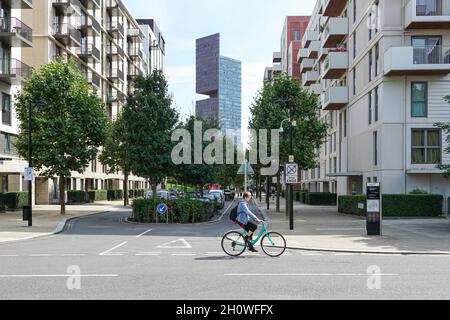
[
  {"xmin": 436, "ymin": 96, "xmax": 450, "ymax": 178},
  {"xmin": 15, "ymin": 59, "xmax": 108, "ymax": 214}
]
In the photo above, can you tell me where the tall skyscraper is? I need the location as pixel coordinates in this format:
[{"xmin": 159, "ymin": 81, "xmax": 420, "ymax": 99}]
[{"xmin": 196, "ymin": 33, "xmax": 242, "ymax": 146}]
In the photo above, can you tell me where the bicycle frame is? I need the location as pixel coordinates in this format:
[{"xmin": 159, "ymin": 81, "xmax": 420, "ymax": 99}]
[{"xmin": 235, "ymin": 222, "xmax": 274, "ymax": 247}]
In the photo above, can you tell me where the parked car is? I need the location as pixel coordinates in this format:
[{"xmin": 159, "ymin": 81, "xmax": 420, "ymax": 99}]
[
  {"xmin": 144, "ymin": 190, "xmax": 173, "ymax": 200},
  {"xmin": 224, "ymin": 190, "xmax": 235, "ymax": 201},
  {"xmin": 209, "ymin": 190, "xmax": 225, "ymax": 208}
]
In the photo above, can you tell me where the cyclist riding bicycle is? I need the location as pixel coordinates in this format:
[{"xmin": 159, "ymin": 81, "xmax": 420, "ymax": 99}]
[{"xmin": 235, "ymin": 192, "xmax": 263, "ymax": 253}]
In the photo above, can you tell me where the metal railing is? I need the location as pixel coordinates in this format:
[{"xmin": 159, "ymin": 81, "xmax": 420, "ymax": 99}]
[
  {"xmin": 53, "ymin": 23, "xmax": 82, "ymax": 44},
  {"xmin": 107, "ymin": 20, "xmax": 124, "ymax": 35},
  {"xmin": 0, "ymin": 58, "xmax": 31, "ymax": 78},
  {"xmin": 415, "ymin": 0, "xmax": 450, "ymax": 16},
  {"xmin": 0, "ymin": 17, "xmax": 32, "ymax": 43},
  {"xmin": 80, "ymin": 14, "xmax": 101, "ymax": 33},
  {"xmin": 80, "ymin": 43, "xmax": 100, "ymax": 60},
  {"xmin": 413, "ymin": 45, "xmax": 450, "ymax": 64}
]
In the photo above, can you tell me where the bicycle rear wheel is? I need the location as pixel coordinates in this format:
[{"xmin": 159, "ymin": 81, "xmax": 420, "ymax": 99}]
[
  {"xmin": 261, "ymin": 232, "xmax": 286, "ymax": 257},
  {"xmin": 222, "ymin": 231, "xmax": 246, "ymax": 257}
]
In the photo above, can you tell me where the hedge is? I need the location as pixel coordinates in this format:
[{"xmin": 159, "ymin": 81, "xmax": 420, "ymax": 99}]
[
  {"xmin": 0, "ymin": 193, "xmax": 5, "ymax": 212},
  {"xmin": 67, "ymin": 191, "xmax": 88, "ymax": 204},
  {"xmin": 88, "ymin": 190, "xmax": 107, "ymax": 202},
  {"xmin": 338, "ymin": 194, "xmax": 444, "ymax": 217},
  {"xmin": 129, "ymin": 189, "xmax": 145, "ymax": 199},
  {"xmin": 131, "ymin": 197, "xmax": 216, "ymax": 223},
  {"xmin": 307, "ymin": 193, "xmax": 337, "ymax": 206},
  {"xmin": 3, "ymin": 192, "xmax": 28, "ymax": 211},
  {"xmin": 107, "ymin": 190, "xmax": 123, "ymax": 201}
]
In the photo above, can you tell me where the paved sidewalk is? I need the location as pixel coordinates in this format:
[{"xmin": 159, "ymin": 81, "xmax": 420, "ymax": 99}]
[
  {"xmin": 0, "ymin": 201, "xmax": 129, "ymax": 243},
  {"xmin": 255, "ymin": 197, "xmax": 450, "ymax": 254}
]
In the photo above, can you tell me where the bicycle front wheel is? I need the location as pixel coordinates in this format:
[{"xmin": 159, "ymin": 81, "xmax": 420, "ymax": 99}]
[
  {"xmin": 261, "ymin": 232, "xmax": 286, "ymax": 257},
  {"xmin": 222, "ymin": 231, "xmax": 246, "ymax": 257}
]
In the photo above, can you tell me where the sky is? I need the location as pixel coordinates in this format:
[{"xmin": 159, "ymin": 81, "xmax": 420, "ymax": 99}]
[{"xmin": 123, "ymin": 0, "xmax": 317, "ymax": 146}]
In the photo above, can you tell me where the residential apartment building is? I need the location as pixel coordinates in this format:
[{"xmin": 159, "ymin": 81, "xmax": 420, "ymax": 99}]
[
  {"xmin": 299, "ymin": 0, "xmax": 450, "ymax": 212},
  {"xmin": 0, "ymin": 0, "xmax": 32, "ymax": 194},
  {"xmin": 137, "ymin": 19, "xmax": 166, "ymax": 75},
  {"xmin": 281, "ymin": 16, "xmax": 310, "ymax": 79},
  {"xmin": 196, "ymin": 33, "xmax": 242, "ymax": 146},
  {"xmin": 0, "ymin": 0, "xmax": 165, "ymax": 204}
]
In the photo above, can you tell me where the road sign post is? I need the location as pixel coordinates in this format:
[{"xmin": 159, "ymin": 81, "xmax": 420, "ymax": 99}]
[
  {"xmin": 285, "ymin": 161, "xmax": 298, "ymax": 230},
  {"xmin": 366, "ymin": 183, "xmax": 382, "ymax": 236},
  {"xmin": 156, "ymin": 204, "xmax": 169, "ymax": 224}
]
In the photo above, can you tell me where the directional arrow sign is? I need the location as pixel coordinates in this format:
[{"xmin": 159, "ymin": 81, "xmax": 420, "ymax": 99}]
[
  {"xmin": 157, "ymin": 239, "xmax": 192, "ymax": 249},
  {"xmin": 237, "ymin": 163, "xmax": 255, "ymax": 175}
]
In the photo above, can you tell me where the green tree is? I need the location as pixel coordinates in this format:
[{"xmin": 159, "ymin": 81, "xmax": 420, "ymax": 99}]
[
  {"xmin": 436, "ymin": 96, "xmax": 450, "ymax": 178},
  {"xmin": 124, "ymin": 70, "xmax": 178, "ymax": 218},
  {"xmin": 15, "ymin": 59, "xmax": 108, "ymax": 215},
  {"xmin": 99, "ymin": 111, "xmax": 131, "ymax": 206}
]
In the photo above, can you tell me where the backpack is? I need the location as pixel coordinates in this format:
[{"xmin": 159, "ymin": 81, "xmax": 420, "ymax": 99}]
[{"xmin": 229, "ymin": 205, "xmax": 239, "ymax": 222}]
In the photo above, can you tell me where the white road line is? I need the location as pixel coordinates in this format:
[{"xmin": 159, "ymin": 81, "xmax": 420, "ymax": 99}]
[
  {"xmin": 172, "ymin": 253, "xmax": 196, "ymax": 256},
  {"xmin": 99, "ymin": 242, "xmax": 128, "ymax": 256},
  {"xmin": 0, "ymin": 255, "xmax": 19, "ymax": 257},
  {"xmin": 136, "ymin": 252, "xmax": 161, "ymax": 256},
  {"xmin": 225, "ymin": 273, "xmax": 400, "ymax": 277},
  {"xmin": 136, "ymin": 229, "xmax": 152, "ymax": 238},
  {"xmin": 301, "ymin": 253, "xmax": 324, "ymax": 256},
  {"xmin": 316, "ymin": 228, "xmax": 366, "ymax": 231},
  {"xmin": 30, "ymin": 254, "xmax": 54, "ymax": 257},
  {"xmin": 60, "ymin": 254, "xmax": 86, "ymax": 257},
  {"xmin": 0, "ymin": 274, "xmax": 118, "ymax": 278}
]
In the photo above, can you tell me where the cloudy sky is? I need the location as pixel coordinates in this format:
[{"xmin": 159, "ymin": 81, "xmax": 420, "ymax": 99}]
[{"xmin": 123, "ymin": 0, "xmax": 316, "ymax": 145}]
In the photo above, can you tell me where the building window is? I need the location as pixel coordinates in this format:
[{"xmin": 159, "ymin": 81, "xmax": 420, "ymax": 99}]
[
  {"xmin": 368, "ymin": 12, "xmax": 373, "ymax": 41},
  {"xmin": 374, "ymin": 1, "xmax": 380, "ymax": 34},
  {"xmin": 353, "ymin": 69, "xmax": 356, "ymax": 95},
  {"xmin": 368, "ymin": 49, "xmax": 373, "ymax": 82},
  {"xmin": 1, "ymin": 94, "xmax": 11, "ymax": 126},
  {"xmin": 353, "ymin": 0, "xmax": 357, "ymax": 22},
  {"xmin": 294, "ymin": 31, "xmax": 301, "ymax": 41},
  {"xmin": 91, "ymin": 159, "xmax": 97, "ymax": 173},
  {"xmin": 3, "ymin": 133, "xmax": 11, "ymax": 153},
  {"xmin": 412, "ymin": 129, "xmax": 441, "ymax": 164},
  {"xmin": 374, "ymin": 131, "xmax": 378, "ymax": 166},
  {"xmin": 375, "ymin": 86, "xmax": 379, "ymax": 122},
  {"xmin": 411, "ymin": 82, "xmax": 427, "ymax": 117},
  {"xmin": 353, "ymin": 33, "xmax": 356, "ymax": 59},
  {"xmin": 333, "ymin": 157, "xmax": 337, "ymax": 174},
  {"xmin": 375, "ymin": 43, "xmax": 380, "ymax": 76},
  {"xmin": 344, "ymin": 110, "xmax": 347, "ymax": 137},
  {"xmin": 368, "ymin": 91, "xmax": 372, "ymax": 125}
]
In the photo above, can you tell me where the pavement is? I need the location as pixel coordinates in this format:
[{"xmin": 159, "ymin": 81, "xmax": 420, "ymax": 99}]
[
  {"xmin": 0, "ymin": 203, "xmax": 449, "ymax": 300},
  {"xmin": 0, "ymin": 201, "xmax": 127, "ymax": 243},
  {"xmin": 254, "ymin": 196, "xmax": 450, "ymax": 254}
]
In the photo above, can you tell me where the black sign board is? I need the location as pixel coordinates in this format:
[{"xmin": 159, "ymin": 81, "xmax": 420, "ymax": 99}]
[{"xmin": 366, "ymin": 183, "xmax": 382, "ymax": 236}]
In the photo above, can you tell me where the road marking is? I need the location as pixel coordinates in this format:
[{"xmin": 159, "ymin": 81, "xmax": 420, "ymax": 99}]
[
  {"xmin": 99, "ymin": 242, "xmax": 128, "ymax": 256},
  {"xmin": 301, "ymin": 253, "xmax": 323, "ymax": 256},
  {"xmin": 0, "ymin": 255, "xmax": 19, "ymax": 257},
  {"xmin": 135, "ymin": 229, "xmax": 152, "ymax": 238},
  {"xmin": 333, "ymin": 253, "xmax": 357, "ymax": 256},
  {"xmin": 60, "ymin": 254, "xmax": 86, "ymax": 257},
  {"xmin": 30, "ymin": 254, "xmax": 54, "ymax": 257},
  {"xmin": 316, "ymin": 228, "xmax": 366, "ymax": 231},
  {"xmin": 0, "ymin": 274, "xmax": 118, "ymax": 278},
  {"xmin": 157, "ymin": 239, "xmax": 192, "ymax": 249},
  {"xmin": 225, "ymin": 273, "xmax": 400, "ymax": 277},
  {"xmin": 136, "ymin": 252, "xmax": 161, "ymax": 256},
  {"xmin": 172, "ymin": 253, "xmax": 196, "ymax": 256}
]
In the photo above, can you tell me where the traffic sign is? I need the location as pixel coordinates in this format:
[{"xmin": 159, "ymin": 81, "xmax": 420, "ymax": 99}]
[
  {"xmin": 24, "ymin": 167, "xmax": 34, "ymax": 181},
  {"xmin": 285, "ymin": 163, "xmax": 298, "ymax": 184},
  {"xmin": 237, "ymin": 162, "xmax": 255, "ymax": 175},
  {"xmin": 156, "ymin": 203, "xmax": 168, "ymax": 216},
  {"xmin": 289, "ymin": 155, "xmax": 294, "ymax": 163}
]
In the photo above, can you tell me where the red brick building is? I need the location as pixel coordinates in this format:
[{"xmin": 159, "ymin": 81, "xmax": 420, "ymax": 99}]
[{"xmin": 281, "ymin": 16, "xmax": 310, "ymax": 80}]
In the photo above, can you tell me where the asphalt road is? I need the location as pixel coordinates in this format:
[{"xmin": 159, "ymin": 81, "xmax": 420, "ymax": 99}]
[{"xmin": 0, "ymin": 201, "xmax": 449, "ymax": 300}]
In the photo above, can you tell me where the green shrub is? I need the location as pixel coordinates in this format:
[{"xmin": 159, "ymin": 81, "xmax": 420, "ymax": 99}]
[
  {"xmin": 0, "ymin": 193, "xmax": 5, "ymax": 212},
  {"xmin": 338, "ymin": 195, "xmax": 367, "ymax": 216},
  {"xmin": 87, "ymin": 190, "xmax": 107, "ymax": 203},
  {"xmin": 107, "ymin": 190, "xmax": 124, "ymax": 201},
  {"xmin": 307, "ymin": 193, "xmax": 337, "ymax": 206},
  {"xmin": 132, "ymin": 198, "xmax": 154, "ymax": 223},
  {"xmin": 299, "ymin": 191, "xmax": 308, "ymax": 203},
  {"xmin": 4, "ymin": 192, "xmax": 28, "ymax": 211},
  {"xmin": 67, "ymin": 191, "xmax": 87, "ymax": 204},
  {"xmin": 409, "ymin": 189, "xmax": 429, "ymax": 195},
  {"xmin": 338, "ymin": 194, "xmax": 443, "ymax": 217}
]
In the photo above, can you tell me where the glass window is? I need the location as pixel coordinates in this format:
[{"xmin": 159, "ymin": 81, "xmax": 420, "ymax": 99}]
[
  {"xmin": 1, "ymin": 93, "xmax": 11, "ymax": 126},
  {"xmin": 375, "ymin": 86, "xmax": 379, "ymax": 122},
  {"xmin": 374, "ymin": 131, "xmax": 378, "ymax": 166},
  {"xmin": 369, "ymin": 49, "xmax": 373, "ymax": 82},
  {"xmin": 375, "ymin": 43, "xmax": 380, "ymax": 76},
  {"xmin": 353, "ymin": 33, "xmax": 356, "ymax": 59},
  {"xmin": 294, "ymin": 31, "xmax": 301, "ymax": 41},
  {"xmin": 412, "ymin": 129, "xmax": 441, "ymax": 164},
  {"xmin": 4, "ymin": 133, "xmax": 11, "ymax": 153},
  {"xmin": 368, "ymin": 91, "xmax": 372, "ymax": 125},
  {"xmin": 411, "ymin": 82, "xmax": 427, "ymax": 117},
  {"xmin": 353, "ymin": 69, "xmax": 356, "ymax": 95}
]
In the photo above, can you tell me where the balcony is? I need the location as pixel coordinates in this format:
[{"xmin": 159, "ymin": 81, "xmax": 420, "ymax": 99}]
[
  {"xmin": 297, "ymin": 48, "xmax": 309, "ymax": 63},
  {"xmin": 323, "ymin": 0, "xmax": 348, "ymax": 17},
  {"xmin": 2, "ymin": 0, "xmax": 32, "ymax": 9},
  {"xmin": 78, "ymin": 43, "xmax": 100, "ymax": 62},
  {"xmin": 307, "ymin": 40, "xmax": 320, "ymax": 59},
  {"xmin": 405, "ymin": 0, "xmax": 450, "ymax": 29},
  {"xmin": 106, "ymin": 0, "xmax": 121, "ymax": 16},
  {"xmin": 79, "ymin": 0, "xmax": 99, "ymax": 9},
  {"xmin": 107, "ymin": 68, "xmax": 124, "ymax": 81},
  {"xmin": 128, "ymin": 65, "xmax": 143, "ymax": 79},
  {"xmin": 107, "ymin": 92, "xmax": 125, "ymax": 104},
  {"xmin": 0, "ymin": 17, "xmax": 32, "ymax": 47},
  {"xmin": 321, "ymin": 86, "xmax": 349, "ymax": 110},
  {"xmin": 80, "ymin": 15, "xmax": 101, "ymax": 35},
  {"xmin": 300, "ymin": 58, "xmax": 315, "ymax": 73},
  {"xmin": 306, "ymin": 83, "xmax": 323, "ymax": 95},
  {"xmin": 107, "ymin": 20, "xmax": 124, "ymax": 38},
  {"xmin": 85, "ymin": 71, "xmax": 100, "ymax": 89},
  {"xmin": 128, "ymin": 47, "xmax": 144, "ymax": 60},
  {"xmin": 302, "ymin": 30, "xmax": 319, "ymax": 48},
  {"xmin": 321, "ymin": 51, "xmax": 348, "ymax": 79},
  {"xmin": 107, "ymin": 45, "xmax": 125, "ymax": 59},
  {"xmin": 319, "ymin": 47, "xmax": 329, "ymax": 62},
  {"xmin": 322, "ymin": 17, "xmax": 348, "ymax": 48},
  {"xmin": 0, "ymin": 59, "xmax": 31, "ymax": 85},
  {"xmin": 384, "ymin": 46, "xmax": 450, "ymax": 76},
  {"xmin": 127, "ymin": 28, "xmax": 142, "ymax": 39},
  {"xmin": 53, "ymin": 23, "xmax": 81, "ymax": 47},
  {"xmin": 52, "ymin": 0, "xmax": 81, "ymax": 15},
  {"xmin": 273, "ymin": 52, "xmax": 282, "ymax": 63},
  {"xmin": 302, "ymin": 70, "xmax": 319, "ymax": 86}
]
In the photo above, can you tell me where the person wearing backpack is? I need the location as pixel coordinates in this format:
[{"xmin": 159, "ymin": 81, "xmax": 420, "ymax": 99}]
[{"xmin": 231, "ymin": 192, "xmax": 262, "ymax": 252}]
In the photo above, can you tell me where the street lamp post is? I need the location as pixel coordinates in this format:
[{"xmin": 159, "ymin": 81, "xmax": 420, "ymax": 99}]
[
  {"xmin": 27, "ymin": 99, "xmax": 46, "ymax": 227},
  {"xmin": 275, "ymin": 99, "xmax": 295, "ymax": 231}
]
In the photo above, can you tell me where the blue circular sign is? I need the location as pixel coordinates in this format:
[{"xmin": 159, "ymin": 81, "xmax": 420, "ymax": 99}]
[{"xmin": 157, "ymin": 204, "xmax": 168, "ymax": 215}]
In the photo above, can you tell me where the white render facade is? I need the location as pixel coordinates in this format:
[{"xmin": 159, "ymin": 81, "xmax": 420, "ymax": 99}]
[{"xmin": 300, "ymin": 0, "xmax": 450, "ymax": 213}]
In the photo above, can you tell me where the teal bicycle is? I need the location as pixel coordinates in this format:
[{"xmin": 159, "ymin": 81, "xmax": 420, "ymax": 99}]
[{"xmin": 221, "ymin": 221, "xmax": 286, "ymax": 257}]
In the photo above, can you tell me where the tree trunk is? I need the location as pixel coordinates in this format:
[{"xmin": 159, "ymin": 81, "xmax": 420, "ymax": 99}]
[
  {"xmin": 266, "ymin": 177, "xmax": 270, "ymax": 210},
  {"xmin": 152, "ymin": 182, "xmax": 158, "ymax": 223},
  {"xmin": 60, "ymin": 176, "xmax": 66, "ymax": 215},
  {"xmin": 276, "ymin": 171, "xmax": 281, "ymax": 213},
  {"xmin": 123, "ymin": 168, "xmax": 129, "ymax": 207}
]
